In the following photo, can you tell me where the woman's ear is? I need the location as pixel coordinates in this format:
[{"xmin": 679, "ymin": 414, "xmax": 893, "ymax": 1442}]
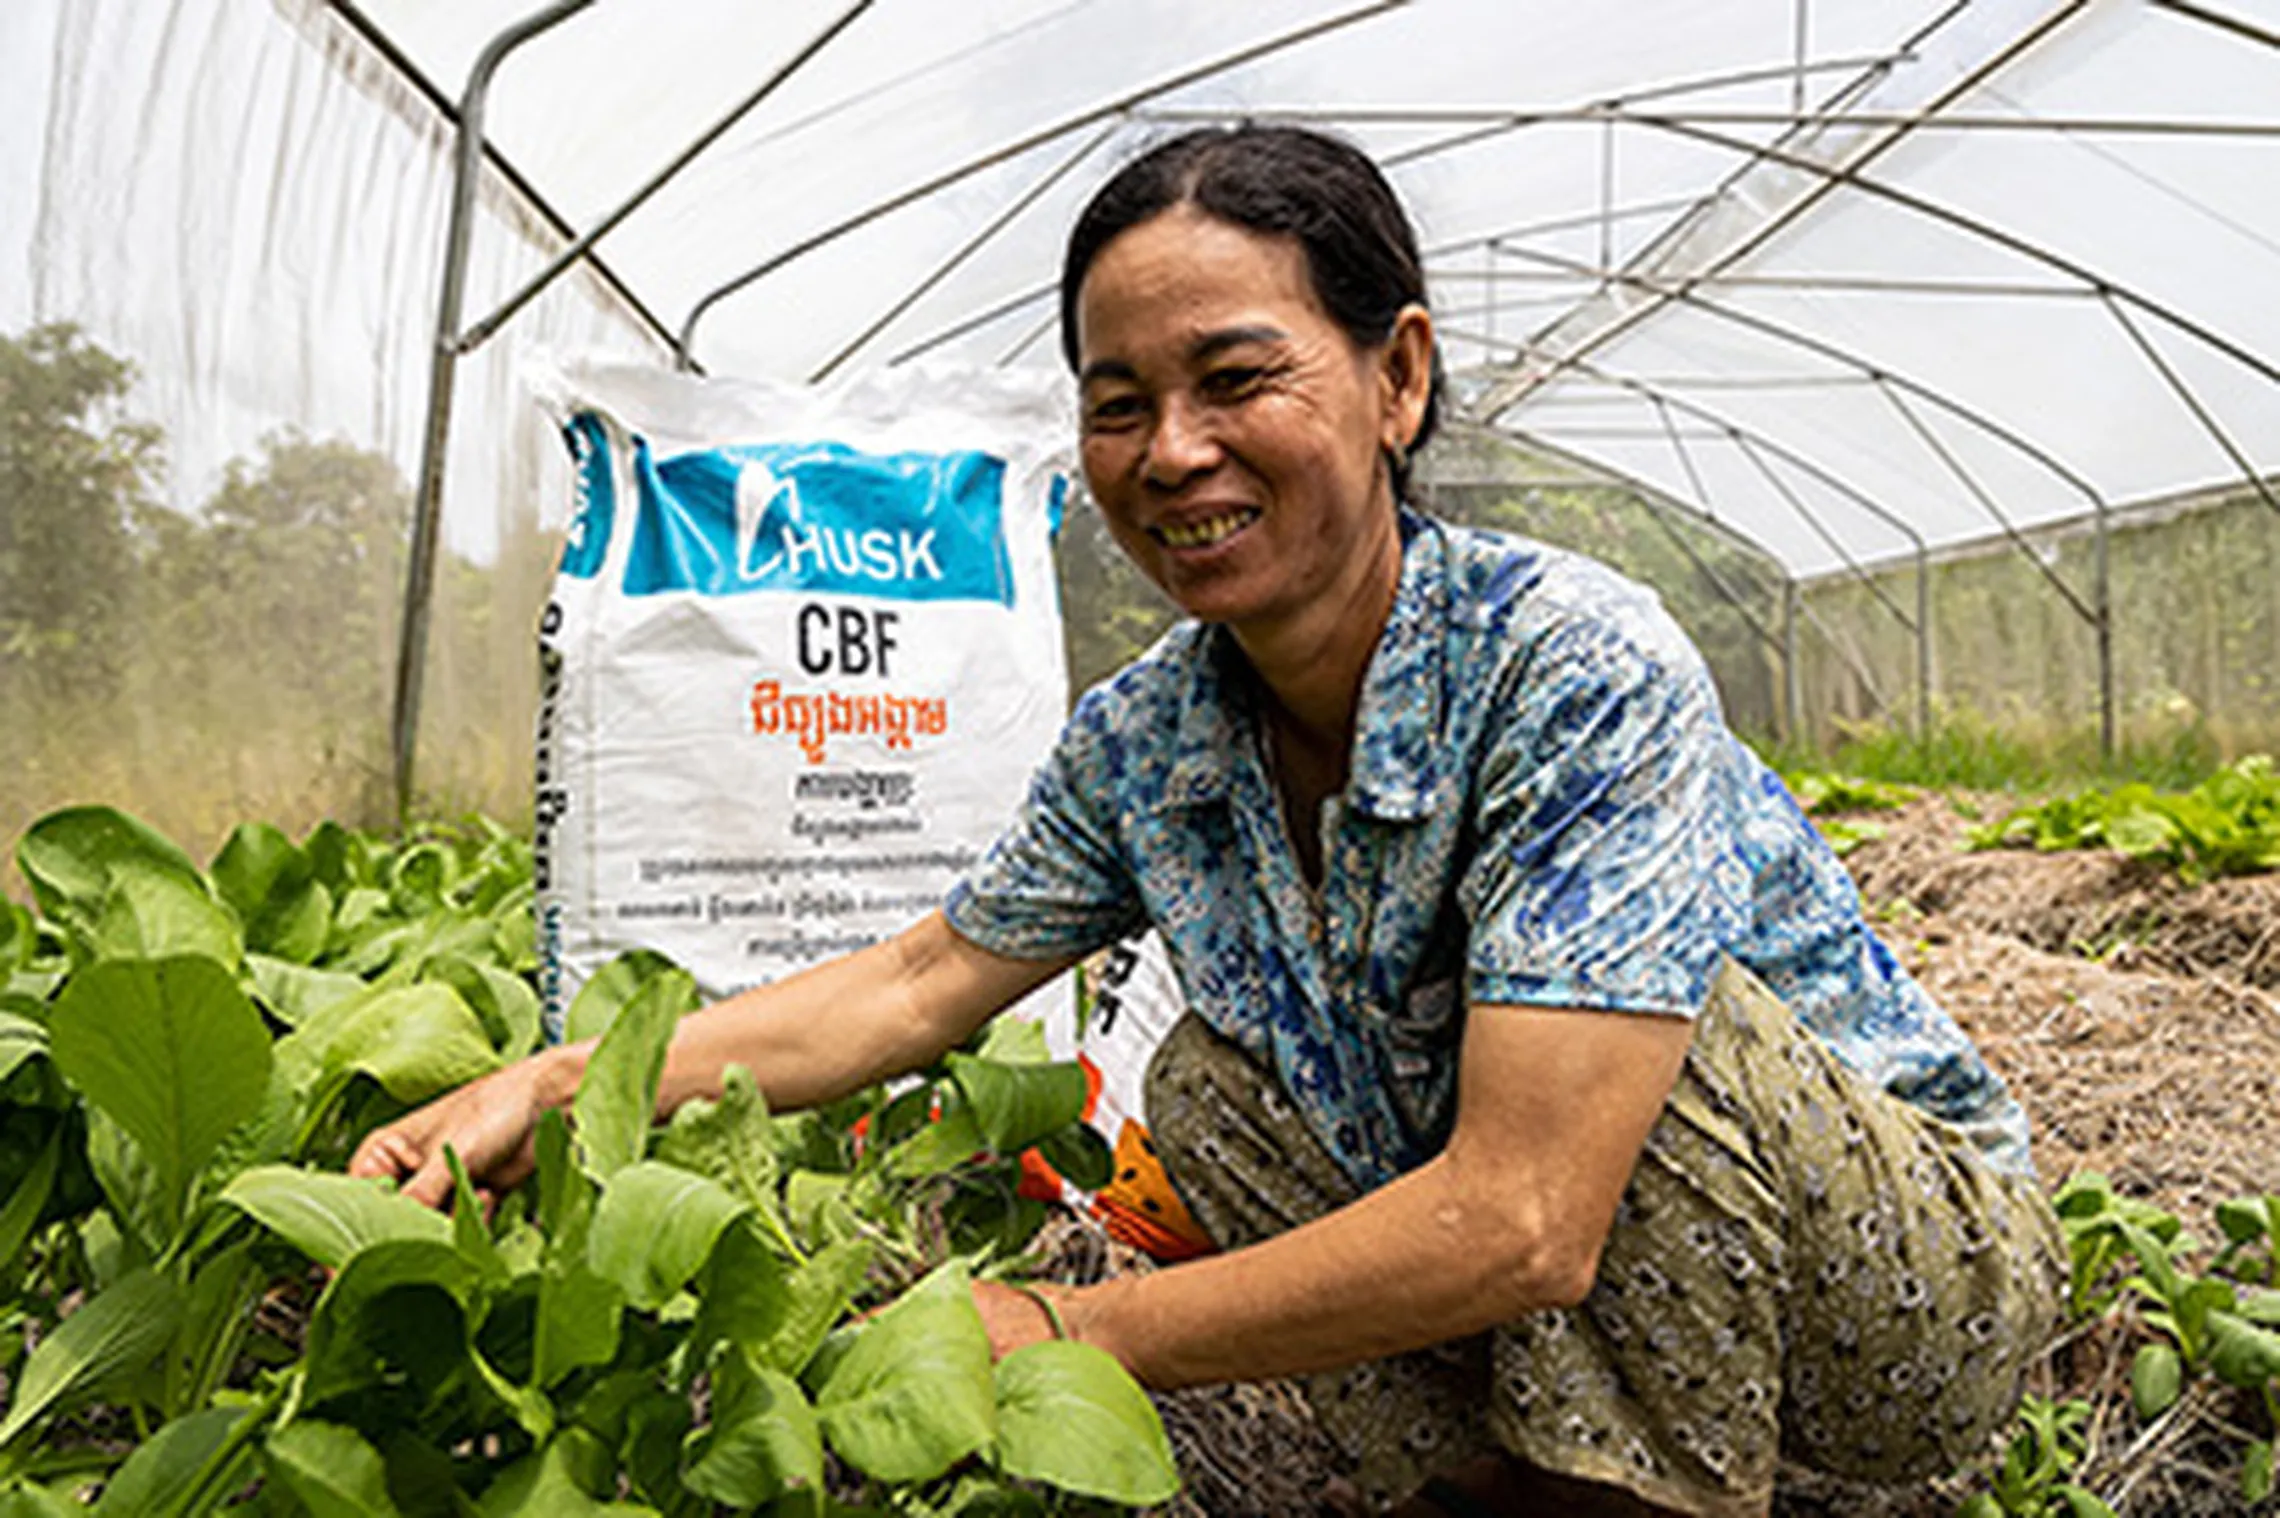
[{"xmin": 1379, "ymin": 303, "xmax": 1436, "ymax": 452}]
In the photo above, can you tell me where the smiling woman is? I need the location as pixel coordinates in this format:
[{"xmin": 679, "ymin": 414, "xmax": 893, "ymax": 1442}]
[{"xmin": 354, "ymin": 125, "xmax": 2065, "ymax": 1518}]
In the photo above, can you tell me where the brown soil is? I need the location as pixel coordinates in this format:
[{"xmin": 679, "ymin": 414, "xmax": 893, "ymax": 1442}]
[
  {"xmin": 1054, "ymin": 798, "xmax": 2280, "ymax": 1516},
  {"xmin": 1847, "ymin": 796, "xmax": 2280, "ymax": 994}
]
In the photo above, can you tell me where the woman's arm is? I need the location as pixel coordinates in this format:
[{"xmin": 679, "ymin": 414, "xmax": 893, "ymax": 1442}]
[
  {"xmin": 1002, "ymin": 999, "xmax": 1693, "ymax": 1388},
  {"xmin": 349, "ymin": 911, "xmax": 1074, "ymax": 1208}
]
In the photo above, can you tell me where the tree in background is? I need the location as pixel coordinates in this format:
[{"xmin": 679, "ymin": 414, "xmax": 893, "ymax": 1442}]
[
  {"xmin": 148, "ymin": 429, "xmax": 409, "ymax": 728},
  {"xmin": 0, "ymin": 323, "xmax": 162, "ymax": 705}
]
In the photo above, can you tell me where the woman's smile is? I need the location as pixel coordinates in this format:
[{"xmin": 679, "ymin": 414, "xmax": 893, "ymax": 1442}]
[{"xmin": 1150, "ymin": 507, "xmax": 1262, "ymax": 551}]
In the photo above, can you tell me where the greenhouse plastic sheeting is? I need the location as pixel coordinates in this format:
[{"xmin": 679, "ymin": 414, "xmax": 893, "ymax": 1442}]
[{"xmin": 5, "ymin": 0, "xmax": 2279, "ymax": 843}]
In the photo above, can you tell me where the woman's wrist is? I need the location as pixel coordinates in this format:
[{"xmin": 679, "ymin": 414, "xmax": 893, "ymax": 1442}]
[
  {"xmin": 530, "ymin": 1040, "xmax": 592, "ymax": 1110},
  {"xmin": 1059, "ymin": 1276, "xmax": 1152, "ymax": 1384}
]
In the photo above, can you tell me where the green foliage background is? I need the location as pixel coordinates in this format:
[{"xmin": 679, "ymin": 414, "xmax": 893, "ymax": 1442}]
[{"xmin": 0, "ymin": 324, "xmax": 542, "ymax": 864}]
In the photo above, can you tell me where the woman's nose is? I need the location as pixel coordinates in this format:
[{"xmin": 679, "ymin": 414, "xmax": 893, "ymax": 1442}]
[{"xmin": 1142, "ymin": 395, "xmax": 1220, "ymax": 486}]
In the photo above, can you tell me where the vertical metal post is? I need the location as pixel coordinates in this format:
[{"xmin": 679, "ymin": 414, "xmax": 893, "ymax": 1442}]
[
  {"xmin": 1916, "ymin": 542, "xmax": 1933, "ymax": 740},
  {"xmin": 1783, "ymin": 578, "xmax": 1803, "ymax": 745},
  {"xmin": 1778, "ymin": 576, "xmax": 1796, "ymax": 743},
  {"xmin": 391, "ymin": 1, "xmax": 595, "ymax": 823},
  {"xmin": 2095, "ymin": 498, "xmax": 2115, "ymax": 761}
]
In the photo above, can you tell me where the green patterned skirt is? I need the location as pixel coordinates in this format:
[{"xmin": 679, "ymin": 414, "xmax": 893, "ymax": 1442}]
[{"xmin": 1142, "ymin": 961, "xmax": 2065, "ymax": 1516}]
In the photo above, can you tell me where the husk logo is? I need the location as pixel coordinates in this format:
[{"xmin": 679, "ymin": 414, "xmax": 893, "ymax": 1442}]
[{"xmin": 625, "ymin": 440, "xmax": 1017, "ymax": 605}]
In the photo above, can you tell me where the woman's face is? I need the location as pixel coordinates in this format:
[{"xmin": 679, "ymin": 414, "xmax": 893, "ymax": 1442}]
[{"xmin": 1073, "ymin": 205, "xmax": 1427, "ymax": 639}]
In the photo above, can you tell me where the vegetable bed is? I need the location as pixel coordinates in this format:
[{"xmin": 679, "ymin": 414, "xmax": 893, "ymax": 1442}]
[{"xmin": 0, "ymin": 807, "xmax": 1176, "ymax": 1516}]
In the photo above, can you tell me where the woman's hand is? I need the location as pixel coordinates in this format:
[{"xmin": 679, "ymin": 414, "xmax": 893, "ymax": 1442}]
[
  {"xmin": 971, "ymin": 1279, "xmax": 1088, "ymax": 1360},
  {"xmin": 348, "ymin": 1046, "xmax": 584, "ymax": 1208},
  {"xmin": 350, "ymin": 914, "xmax": 1070, "ymax": 1213}
]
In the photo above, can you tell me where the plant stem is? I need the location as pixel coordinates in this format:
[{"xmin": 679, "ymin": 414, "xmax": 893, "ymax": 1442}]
[{"xmin": 167, "ymin": 1378, "xmax": 284, "ymax": 1518}]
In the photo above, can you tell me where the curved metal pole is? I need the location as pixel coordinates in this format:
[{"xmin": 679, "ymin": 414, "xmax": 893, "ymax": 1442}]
[
  {"xmin": 890, "ymin": 281, "xmax": 1055, "ymax": 367},
  {"xmin": 1152, "ymin": 106, "xmax": 2280, "ymax": 140},
  {"xmin": 1649, "ymin": 396, "xmax": 1895, "ymax": 727},
  {"xmin": 2103, "ymin": 294, "xmax": 2280, "ymax": 519},
  {"xmin": 392, "ymin": 0, "xmax": 594, "ymax": 823},
  {"xmin": 1508, "ymin": 356, "xmax": 1938, "ymax": 738},
  {"xmin": 2154, "ymin": 0, "xmax": 2280, "ymax": 53},
  {"xmin": 1452, "ymin": 410, "xmax": 1793, "ymax": 569},
  {"xmin": 1730, "ymin": 434, "xmax": 1912, "ymax": 632},
  {"xmin": 1877, "ymin": 383, "xmax": 2112, "ymax": 756},
  {"xmin": 324, "ymin": 0, "xmax": 679, "ymax": 355},
  {"xmin": 1603, "ymin": 114, "xmax": 2280, "ymax": 394},
  {"xmin": 674, "ymin": 0, "xmax": 1403, "ymax": 368},
  {"xmin": 1730, "ymin": 433, "xmax": 1928, "ymax": 736},
  {"xmin": 1480, "ymin": 240, "xmax": 2118, "ymax": 601},
  {"xmin": 1477, "ymin": 0, "xmax": 2094, "ymax": 417},
  {"xmin": 458, "ymin": 0, "xmax": 875, "ymax": 357},
  {"xmin": 810, "ymin": 123, "xmax": 1116, "ymax": 383}
]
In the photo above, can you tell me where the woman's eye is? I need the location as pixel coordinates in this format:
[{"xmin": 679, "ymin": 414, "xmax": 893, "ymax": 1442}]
[
  {"xmin": 1084, "ymin": 394, "xmax": 1145, "ymax": 429},
  {"xmin": 1200, "ymin": 366, "xmax": 1265, "ymax": 401}
]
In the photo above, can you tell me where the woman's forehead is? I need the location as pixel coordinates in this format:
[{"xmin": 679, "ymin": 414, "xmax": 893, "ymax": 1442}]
[{"xmin": 1075, "ymin": 207, "xmax": 1330, "ymax": 365}]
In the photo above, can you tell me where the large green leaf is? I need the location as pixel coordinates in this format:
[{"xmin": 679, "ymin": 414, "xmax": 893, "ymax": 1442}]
[
  {"xmin": 816, "ymin": 1263, "xmax": 996, "ymax": 1483},
  {"xmin": 218, "ymin": 1166, "xmax": 452, "ymax": 1268},
  {"xmin": 16, "ymin": 807, "xmax": 204, "ymax": 928},
  {"xmin": 587, "ymin": 1162, "xmax": 747, "ymax": 1312},
  {"xmin": 754, "ymin": 1238, "xmax": 873, "ymax": 1378},
  {"xmin": 85, "ymin": 859, "xmax": 243, "ymax": 968},
  {"xmin": 89, "ymin": 1405, "xmax": 254, "ymax": 1518},
  {"xmin": 212, "ymin": 823, "xmax": 331, "ymax": 964},
  {"xmin": 653, "ymin": 1064, "xmax": 796, "ymax": 1253},
  {"xmin": 563, "ymin": 950, "xmax": 680, "ymax": 1045},
  {"xmin": 972, "ymin": 1016, "xmax": 1052, "ymax": 1066},
  {"xmin": 991, "ymin": 1340, "xmax": 1179, "ymax": 1505},
  {"xmin": 0, "ymin": 1267, "xmax": 182, "ymax": 1447},
  {"xmin": 264, "ymin": 1421, "xmax": 404, "ymax": 1517},
  {"xmin": 300, "ymin": 1239, "xmax": 484, "ymax": 1414},
  {"xmin": 433, "ymin": 959, "xmax": 541, "ymax": 1062},
  {"xmin": 0, "ymin": 1127, "xmax": 60, "ymax": 1269},
  {"xmin": 532, "ymin": 1136, "xmax": 623, "ymax": 1389},
  {"xmin": 881, "ymin": 1097, "xmax": 987, "ymax": 1180},
  {"xmin": 654, "ymin": 1064, "xmax": 778, "ymax": 1211},
  {"xmin": 571, "ymin": 970, "xmax": 695, "ymax": 1181},
  {"xmin": 318, "ymin": 982, "xmax": 502, "ymax": 1103},
  {"xmin": 683, "ymin": 1351, "xmax": 823, "ymax": 1509},
  {"xmin": 2209, "ymin": 1310, "xmax": 2280, "ymax": 1389},
  {"xmin": 476, "ymin": 1429, "xmax": 656, "ymax": 1518},
  {"xmin": 944, "ymin": 1053, "xmax": 1088, "ymax": 1156},
  {"xmin": 244, "ymin": 955, "xmax": 369, "ymax": 1030},
  {"xmin": 48, "ymin": 956, "xmax": 271, "ymax": 1234},
  {"xmin": 689, "ymin": 1221, "xmax": 793, "ymax": 1366}
]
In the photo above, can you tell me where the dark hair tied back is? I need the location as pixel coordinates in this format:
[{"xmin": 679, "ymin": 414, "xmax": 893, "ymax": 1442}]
[{"xmin": 1059, "ymin": 124, "xmax": 1444, "ymax": 499}]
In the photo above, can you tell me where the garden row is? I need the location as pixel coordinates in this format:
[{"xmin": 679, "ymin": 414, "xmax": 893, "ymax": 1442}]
[{"xmin": 0, "ymin": 807, "xmax": 1173, "ymax": 1516}]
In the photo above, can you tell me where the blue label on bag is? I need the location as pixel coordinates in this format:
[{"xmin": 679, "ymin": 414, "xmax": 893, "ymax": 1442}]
[
  {"xmin": 622, "ymin": 440, "xmax": 1016, "ymax": 606},
  {"xmin": 558, "ymin": 414, "xmax": 617, "ymax": 581}
]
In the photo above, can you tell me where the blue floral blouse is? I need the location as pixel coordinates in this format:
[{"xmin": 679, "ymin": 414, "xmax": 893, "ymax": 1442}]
[{"xmin": 945, "ymin": 509, "xmax": 2034, "ymax": 1190}]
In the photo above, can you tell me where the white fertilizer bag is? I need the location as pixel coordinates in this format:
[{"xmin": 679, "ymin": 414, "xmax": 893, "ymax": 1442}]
[{"xmin": 532, "ymin": 358, "xmax": 1071, "ymax": 1040}]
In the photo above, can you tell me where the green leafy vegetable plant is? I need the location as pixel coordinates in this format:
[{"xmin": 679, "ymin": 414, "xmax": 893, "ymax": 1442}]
[
  {"xmin": 1964, "ymin": 755, "xmax": 2280, "ymax": 883},
  {"xmin": 0, "ymin": 805, "xmax": 1172, "ymax": 1515},
  {"xmin": 1953, "ymin": 1396, "xmax": 2114, "ymax": 1518}
]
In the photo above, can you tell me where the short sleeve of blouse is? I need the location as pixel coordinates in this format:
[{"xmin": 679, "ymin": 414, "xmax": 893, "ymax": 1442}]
[
  {"xmin": 942, "ymin": 720, "xmax": 1149, "ymax": 962},
  {"xmin": 1460, "ymin": 613, "xmax": 1750, "ymax": 1016}
]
